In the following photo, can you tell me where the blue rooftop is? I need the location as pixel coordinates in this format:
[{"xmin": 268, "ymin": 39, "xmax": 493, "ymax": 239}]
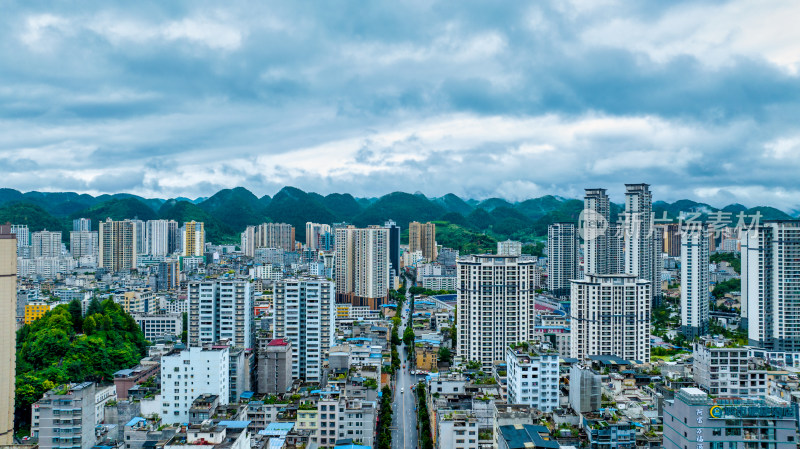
[
  {"xmin": 125, "ymin": 417, "xmax": 146, "ymax": 427},
  {"xmin": 218, "ymin": 420, "xmax": 251, "ymax": 429}
]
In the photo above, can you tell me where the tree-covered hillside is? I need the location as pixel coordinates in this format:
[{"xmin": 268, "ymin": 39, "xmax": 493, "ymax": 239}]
[{"xmin": 14, "ymin": 299, "xmax": 147, "ymax": 428}]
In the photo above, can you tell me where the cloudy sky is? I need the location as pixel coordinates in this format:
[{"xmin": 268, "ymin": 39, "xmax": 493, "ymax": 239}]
[{"xmin": 3, "ymin": 1, "xmax": 800, "ymax": 210}]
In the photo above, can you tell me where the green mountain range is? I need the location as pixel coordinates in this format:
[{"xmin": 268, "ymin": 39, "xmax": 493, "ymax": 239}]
[{"xmin": 0, "ymin": 186, "xmax": 795, "ymax": 250}]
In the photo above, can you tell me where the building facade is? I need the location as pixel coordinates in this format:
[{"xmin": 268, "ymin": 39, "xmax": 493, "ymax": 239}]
[
  {"xmin": 663, "ymin": 388, "xmax": 797, "ymax": 449},
  {"xmin": 99, "ymin": 218, "xmax": 138, "ymax": 272},
  {"xmin": 273, "ymin": 279, "xmax": 335, "ymax": 382},
  {"xmin": 505, "ymin": 347, "xmax": 560, "ymax": 412},
  {"xmin": 547, "ymin": 223, "xmax": 578, "ymax": 297},
  {"xmin": 457, "ymin": 255, "xmax": 538, "ymax": 371},
  {"xmin": 132, "ymin": 313, "xmax": 182, "ymax": 341},
  {"xmin": 31, "ymin": 382, "xmax": 97, "ymax": 449},
  {"xmin": 334, "ymin": 226, "xmax": 389, "ymax": 309},
  {"xmin": 188, "ymin": 280, "xmax": 254, "ymax": 349},
  {"xmin": 0, "ymin": 226, "xmax": 16, "ymax": 445},
  {"xmin": 623, "ymin": 183, "xmax": 660, "ymax": 304},
  {"xmin": 742, "ymin": 221, "xmax": 800, "ymax": 351},
  {"xmin": 570, "ymin": 274, "xmax": 651, "ymax": 362},
  {"xmin": 32, "ymin": 230, "xmax": 62, "ymax": 258},
  {"xmin": 409, "ymin": 221, "xmax": 437, "ymax": 262},
  {"xmin": 497, "ymin": 240, "xmax": 522, "ymax": 257},
  {"xmin": 182, "ymin": 221, "xmax": 205, "ymax": 257},
  {"xmin": 257, "ymin": 339, "xmax": 292, "ymax": 394},
  {"xmin": 681, "ymin": 225, "xmax": 710, "ymax": 338},
  {"xmin": 160, "ymin": 347, "xmax": 230, "ymax": 425}
]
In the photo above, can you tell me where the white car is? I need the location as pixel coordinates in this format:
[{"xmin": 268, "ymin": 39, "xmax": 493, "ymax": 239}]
[{"xmin": 401, "ymin": 388, "xmax": 404, "ymax": 394}]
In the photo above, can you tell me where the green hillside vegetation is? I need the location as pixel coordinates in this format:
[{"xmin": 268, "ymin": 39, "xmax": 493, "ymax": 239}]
[
  {"xmin": 71, "ymin": 197, "xmax": 157, "ymax": 222},
  {"xmin": 322, "ymin": 193, "xmax": 363, "ymax": 222},
  {"xmin": 159, "ymin": 200, "xmax": 235, "ymax": 244},
  {"xmin": 435, "ymin": 222, "xmax": 497, "ymax": 254},
  {"xmin": 265, "ymin": 187, "xmax": 337, "ymax": 241},
  {"xmin": 353, "ymin": 192, "xmax": 446, "ymax": 228},
  {"xmin": 710, "ymin": 252, "xmax": 741, "ymax": 274},
  {"xmin": 0, "ymin": 203, "xmax": 67, "ymax": 234},
  {"xmin": 14, "ymin": 299, "xmax": 146, "ymax": 428},
  {"xmin": 197, "ymin": 187, "xmax": 266, "ymax": 231}
]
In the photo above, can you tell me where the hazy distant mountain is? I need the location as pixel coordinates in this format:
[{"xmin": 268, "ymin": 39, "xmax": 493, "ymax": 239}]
[
  {"xmin": 433, "ymin": 193, "xmax": 475, "ymax": 216},
  {"xmin": 353, "ymin": 192, "xmax": 447, "ymax": 228},
  {"xmin": 265, "ymin": 187, "xmax": 337, "ymax": 241},
  {"xmin": 158, "ymin": 200, "xmax": 234, "ymax": 243},
  {"xmin": 71, "ymin": 197, "xmax": 158, "ymax": 223}
]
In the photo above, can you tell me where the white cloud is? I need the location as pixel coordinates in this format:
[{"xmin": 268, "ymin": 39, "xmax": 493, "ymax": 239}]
[{"xmin": 581, "ymin": 0, "xmax": 800, "ymax": 73}]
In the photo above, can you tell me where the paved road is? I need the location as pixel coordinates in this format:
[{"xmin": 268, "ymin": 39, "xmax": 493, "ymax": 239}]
[{"xmin": 392, "ymin": 296, "xmax": 419, "ymax": 449}]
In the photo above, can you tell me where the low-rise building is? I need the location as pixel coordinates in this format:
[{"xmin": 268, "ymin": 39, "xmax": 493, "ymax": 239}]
[
  {"xmin": 505, "ymin": 346, "xmax": 560, "ymax": 412},
  {"xmin": 160, "ymin": 346, "xmax": 230, "ymax": 424},
  {"xmin": 31, "ymin": 382, "xmax": 97, "ymax": 449},
  {"xmin": 693, "ymin": 336, "xmax": 750, "ymax": 396},
  {"xmin": 663, "ymin": 387, "xmax": 798, "ymax": 449},
  {"xmin": 132, "ymin": 312, "xmax": 182, "ymax": 342}
]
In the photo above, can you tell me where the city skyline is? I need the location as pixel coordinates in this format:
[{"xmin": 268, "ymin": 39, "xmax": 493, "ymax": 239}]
[{"xmin": 2, "ymin": 2, "xmax": 800, "ymax": 210}]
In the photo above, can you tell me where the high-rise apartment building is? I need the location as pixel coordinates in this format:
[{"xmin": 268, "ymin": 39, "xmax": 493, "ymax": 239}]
[
  {"xmin": 569, "ymin": 274, "xmax": 651, "ymax": 362},
  {"xmin": 253, "ymin": 223, "xmax": 295, "ymax": 252},
  {"xmin": 583, "ymin": 188, "xmax": 611, "ymax": 276},
  {"xmin": 10, "ymin": 224, "xmax": 29, "ymax": 249},
  {"xmin": 70, "ymin": 231, "xmax": 98, "ymax": 260},
  {"xmin": 409, "ymin": 221, "xmax": 437, "ymax": 262},
  {"xmin": 456, "ymin": 255, "xmax": 538, "ymax": 371},
  {"xmin": 384, "ymin": 220, "xmax": 401, "ymax": 276},
  {"xmin": 188, "ymin": 280, "xmax": 254, "ymax": 349},
  {"xmin": 623, "ymin": 183, "xmax": 660, "ymax": 304},
  {"xmin": 73, "ymin": 218, "xmax": 91, "ymax": 232},
  {"xmin": 662, "ymin": 223, "xmax": 681, "ymax": 257},
  {"xmin": 240, "ymin": 225, "xmax": 256, "ymax": 257},
  {"xmin": 273, "ymin": 279, "xmax": 335, "ymax": 382},
  {"xmin": 505, "ymin": 347, "xmax": 560, "ymax": 412},
  {"xmin": 334, "ymin": 226, "xmax": 389, "ymax": 309},
  {"xmin": 182, "ymin": 221, "xmax": 205, "ymax": 257},
  {"xmin": 547, "ymin": 223, "xmax": 578, "ymax": 297},
  {"xmin": 742, "ymin": 221, "xmax": 800, "ymax": 351},
  {"xmin": 681, "ymin": 224, "xmax": 709, "ymax": 338},
  {"xmin": 167, "ymin": 220, "xmax": 180, "ymax": 254},
  {"xmin": 160, "ymin": 347, "xmax": 230, "ymax": 425},
  {"xmin": 497, "ymin": 240, "xmax": 522, "ymax": 257},
  {"xmin": 99, "ymin": 219, "xmax": 137, "ymax": 272},
  {"xmin": 0, "ymin": 225, "xmax": 16, "ymax": 445},
  {"xmin": 131, "ymin": 219, "xmax": 146, "ymax": 256},
  {"xmin": 32, "ymin": 230, "xmax": 62, "ymax": 258},
  {"xmin": 156, "ymin": 260, "xmax": 179, "ymax": 291},
  {"xmin": 257, "ymin": 339, "xmax": 292, "ymax": 394},
  {"xmin": 305, "ymin": 222, "xmax": 331, "ymax": 250},
  {"xmin": 146, "ymin": 219, "xmax": 173, "ymax": 256}
]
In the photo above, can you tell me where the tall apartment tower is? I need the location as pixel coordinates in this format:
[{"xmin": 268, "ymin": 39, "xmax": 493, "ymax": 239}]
[
  {"xmin": 273, "ymin": 279, "xmax": 335, "ymax": 382},
  {"xmin": 72, "ymin": 218, "xmax": 91, "ymax": 232},
  {"xmin": 99, "ymin": 218, "xmax": 137, "ymax": 272},
  {"xmin": 663, "ymin": 223, "xmax": 682, "ymax": 257},
  {"xmin": 607, "ymin": 223, "xmax": 625, "ymax": 274},
  {"xmin": 130, "ymin": 219, "xmax": 146, "ymax": 256},
  {"xmin": 623, "ymin": 183, "xmax": 659, "ymax": 304},
  {"xmin": 334, "ymin": 226, "xmax": 389, "ymax": 309},
  {"xmin": 681, "ymin": 225, "xmax": 709, "ymax": 338},
  {"xmin": 70, "ymin": 230, "xmax": 98, "ymax": 259},
  {"xmin": 146, "ymin": 219, "xmax": 172, "ymax": 256},
  {"xmin": 384, "ymin": 220, "xmax": 401, "ymax": 277},
  {"xmin": 742, "ymin": 221, "xmax": 800, "ymax": 351},
  {"xmin": 31, "ymin": 230, "xmax": 62, "ymax": 258},
  {"xmin": 0, "ymin": 225, "xmax": 16, "ymax": 445},
  {"xmin": 255, "ymin": 223, "xmax": 295, "ymax": 252},
  {"xmin": 456, "ymin": 255, "xmax": 538, "ymax": 371},
  {"xmin": 409, "ymin": 221, "xmax": 437, "ymax": 262},
  {"xmin": 547, "ymin": 223, "xmax": 578, "ymax": 297},
  {"xmin": 182, "ymin": 221, "xmax": 205, "ymax": 257},
  {"xmin": 241, "ymin": 225, "xmax": 256, "ymax": 257},
  {"xmin": 305, "ymin": 222, "xmax": 331, "ymax": 250},
  {"xmin": 188, "ymin": 280, "xmax": 254, "ymax": 349},
  {"xmin": 167, "ymin": 220, "xmax": 180, "ymax": 254},
  {"xmin": 570, "ymin": 274, "xmax": 651, "ymax": 362},
  {"xmin": 10, "ymin": 224, "xmax": 29, "ymax": 249},
  {"xmin": 583, "ymin": 188, "xmax": 611, "ymax": 276}
]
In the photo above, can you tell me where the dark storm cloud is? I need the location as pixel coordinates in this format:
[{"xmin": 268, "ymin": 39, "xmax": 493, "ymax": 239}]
[{"xmin": 0, "ymin": 0, "xmax": 799, "ymax": 211}]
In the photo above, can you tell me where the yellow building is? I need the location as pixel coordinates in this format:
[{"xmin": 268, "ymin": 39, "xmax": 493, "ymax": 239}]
[
  {"xmin": 409, "ymin": 221, "xmax": 437, "ymax": 262},
  {"xmin": 24, "ymin": 303, "xmax": 52, "ymax": 324},
  {"xmin": 183, "ymin": 221, "xmax": 205, "ymax": 257},
  {"xmin": 415, "ymin": 344, "xmax": 439, "ymax": 372},
  {"xmin": 120, "ymin": 289, "xmax": 155, "ymax": 314}
]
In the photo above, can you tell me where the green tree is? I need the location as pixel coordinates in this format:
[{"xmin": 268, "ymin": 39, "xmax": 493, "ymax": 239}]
[
  {"xmin": 86, "ymin": 297, "xmax": 103, "ymax": 316},
  {"xmin": 403, "ymin": 326, "xmax": 415, "ymax": 346},
  {"xmin": 438, "ymin": 347, "xmax": 452, "ymax": 364},
  {"xmin": 67, "ymin": 300, "xmax": 83, "ymax": 331}
]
